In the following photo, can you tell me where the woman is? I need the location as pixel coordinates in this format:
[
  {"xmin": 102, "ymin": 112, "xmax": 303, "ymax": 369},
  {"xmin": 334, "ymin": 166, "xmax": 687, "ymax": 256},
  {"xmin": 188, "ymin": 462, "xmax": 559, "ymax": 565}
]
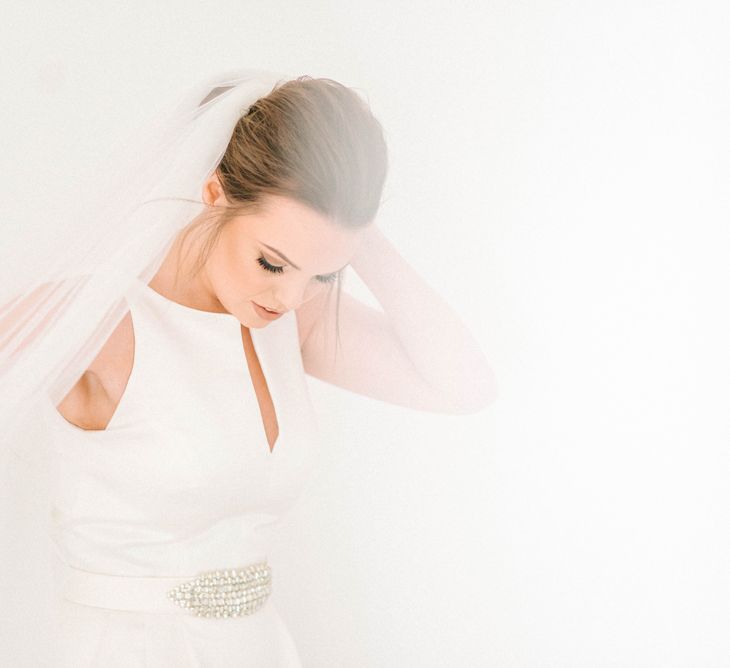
[{"xmin": 0, "ymin": 69, "xmax": 497, "ymax": 665}]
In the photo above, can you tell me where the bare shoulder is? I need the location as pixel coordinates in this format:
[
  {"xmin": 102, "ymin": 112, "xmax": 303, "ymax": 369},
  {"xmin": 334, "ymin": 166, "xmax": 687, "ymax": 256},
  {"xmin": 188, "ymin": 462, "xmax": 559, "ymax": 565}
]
[
  {"xmin": 0, "ymin": 277, "xmax": 136, "ymax": 430},
  {"xmin": 56, "ymin": 371, "xmax": 107, "ymax": 430},
  {"xmin": 56, "ymin": 310, "xmax": 135, "ymax": 430}
]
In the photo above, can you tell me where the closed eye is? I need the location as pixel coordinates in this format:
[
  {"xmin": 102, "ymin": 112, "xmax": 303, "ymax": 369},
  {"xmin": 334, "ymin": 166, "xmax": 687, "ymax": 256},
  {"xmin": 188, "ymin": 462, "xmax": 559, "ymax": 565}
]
[
  {"xmin": 256, "ymin": 256, "xmax": 339, "ymax": 284},
  {"xmin": 257, "ymin": 255, "xmax": 284, "ymax": 274},
  {"xmin": 315, "ymin": 271, "xmax": 338, "ymax": 284}
]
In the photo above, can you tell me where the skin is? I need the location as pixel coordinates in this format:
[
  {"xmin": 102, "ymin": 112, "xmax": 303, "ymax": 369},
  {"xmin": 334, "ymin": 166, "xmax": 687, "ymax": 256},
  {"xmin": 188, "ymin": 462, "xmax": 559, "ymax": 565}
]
[
  {"xmin": 153, "ymin": 173, "xmax": 365, "ymax": 324},
  {"xmin": 53, "ymin": 171, "xmax": 493, "ymax": 430},
  {"xmin": 56, "ymin": 172, "xmax": 367, "ymax": 440}
]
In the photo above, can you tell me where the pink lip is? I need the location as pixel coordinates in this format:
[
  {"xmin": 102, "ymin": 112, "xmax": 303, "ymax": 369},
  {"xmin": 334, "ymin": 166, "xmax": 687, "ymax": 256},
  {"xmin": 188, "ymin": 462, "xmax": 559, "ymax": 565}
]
[{"xmin": 252, "ymin": 301, "xmax": 283, "ymax": 320}]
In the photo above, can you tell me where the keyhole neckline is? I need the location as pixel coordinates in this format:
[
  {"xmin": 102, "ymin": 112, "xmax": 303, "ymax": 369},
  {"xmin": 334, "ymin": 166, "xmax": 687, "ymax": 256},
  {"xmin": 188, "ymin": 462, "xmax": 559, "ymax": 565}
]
[{"xmin": 135, "ymin": 277, "xmax": 285, "ymax": 456}]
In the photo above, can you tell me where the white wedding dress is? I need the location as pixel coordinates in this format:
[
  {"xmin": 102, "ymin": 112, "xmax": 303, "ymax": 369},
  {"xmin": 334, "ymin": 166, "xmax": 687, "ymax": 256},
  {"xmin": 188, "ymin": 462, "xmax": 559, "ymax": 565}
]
[{"xmin": 40, "ymin": 276, "xmax": 320, "ymax": 666}]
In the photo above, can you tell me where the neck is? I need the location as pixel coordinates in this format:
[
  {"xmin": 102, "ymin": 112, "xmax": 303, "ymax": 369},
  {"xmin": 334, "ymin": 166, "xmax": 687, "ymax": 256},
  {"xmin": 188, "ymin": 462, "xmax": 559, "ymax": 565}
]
[{"xmin": 148, "ymin": 217, "xmax": 228, "ymax": 315}]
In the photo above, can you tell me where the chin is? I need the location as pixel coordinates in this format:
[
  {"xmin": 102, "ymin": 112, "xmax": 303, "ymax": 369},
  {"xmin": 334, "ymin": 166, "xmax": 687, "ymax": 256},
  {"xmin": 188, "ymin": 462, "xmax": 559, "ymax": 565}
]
[{"xmin": 242, "ymin": 314, "xmax": 271, "ymax": 329}]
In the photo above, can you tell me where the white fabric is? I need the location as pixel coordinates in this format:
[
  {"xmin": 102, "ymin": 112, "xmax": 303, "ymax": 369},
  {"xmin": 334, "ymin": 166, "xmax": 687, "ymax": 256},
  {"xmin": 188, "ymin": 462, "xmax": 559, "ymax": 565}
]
[
  {"xmin": 0, "ymin": 69, "xmax": 307, "ymax": 665},
  {"xmin": 42, "ymin": 276, "xmax": 318, "ymax": 665}
]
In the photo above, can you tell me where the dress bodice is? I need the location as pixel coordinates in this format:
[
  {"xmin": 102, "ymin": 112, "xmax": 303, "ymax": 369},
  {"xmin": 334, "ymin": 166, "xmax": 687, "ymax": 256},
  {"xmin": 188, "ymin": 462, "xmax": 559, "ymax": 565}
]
[{"xmin": 42, "ymin": 277, "xmax": 320, "ymax": 577}]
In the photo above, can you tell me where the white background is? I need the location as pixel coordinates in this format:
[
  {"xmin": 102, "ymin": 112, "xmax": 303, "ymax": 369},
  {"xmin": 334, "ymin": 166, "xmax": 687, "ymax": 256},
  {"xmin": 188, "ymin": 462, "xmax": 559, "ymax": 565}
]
[{"xmin": 2, "ymin": 1, "xmax": 729, "ymax": 666}]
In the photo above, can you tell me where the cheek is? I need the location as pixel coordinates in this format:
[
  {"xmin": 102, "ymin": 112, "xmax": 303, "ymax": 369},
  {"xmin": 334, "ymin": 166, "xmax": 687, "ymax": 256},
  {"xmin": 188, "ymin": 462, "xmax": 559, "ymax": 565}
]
[{"xmin": 210, "ymin": 244, "xmax": 266, "ymax": 295}]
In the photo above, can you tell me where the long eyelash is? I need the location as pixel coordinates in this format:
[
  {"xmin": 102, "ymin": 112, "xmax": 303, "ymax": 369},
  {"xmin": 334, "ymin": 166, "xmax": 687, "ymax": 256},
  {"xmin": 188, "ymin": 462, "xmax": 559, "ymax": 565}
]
[
  {"xmin": 316, "ymin": 273, "xmax": 338, "ymax": 285},
  {"xmin": 257, "ymin": 255, "xmax": 339, "ymax": 284},
  {"xmin": 257, "ymin": 256, "xmax": 284, "ymax": 274}
]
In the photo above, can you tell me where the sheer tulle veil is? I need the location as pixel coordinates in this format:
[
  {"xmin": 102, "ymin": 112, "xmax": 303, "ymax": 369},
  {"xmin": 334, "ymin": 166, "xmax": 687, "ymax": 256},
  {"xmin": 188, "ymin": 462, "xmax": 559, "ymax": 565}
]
[{"xmin": 0, "ymin": 68, "xmax": 291, "ymax": 664}]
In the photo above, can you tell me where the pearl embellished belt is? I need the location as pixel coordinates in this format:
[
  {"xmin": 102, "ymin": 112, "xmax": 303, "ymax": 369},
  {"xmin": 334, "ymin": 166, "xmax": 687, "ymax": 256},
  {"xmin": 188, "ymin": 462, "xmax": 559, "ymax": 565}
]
[{"xmin": 59, "ymin": 560, "xmax": 272, "ymax": 618}]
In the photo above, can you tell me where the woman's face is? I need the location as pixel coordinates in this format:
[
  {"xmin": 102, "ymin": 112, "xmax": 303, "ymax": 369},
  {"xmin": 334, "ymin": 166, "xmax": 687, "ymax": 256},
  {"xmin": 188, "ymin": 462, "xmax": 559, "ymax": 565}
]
[{"xmin": 201, "ymin": 185, "xmax": 366, "ymax": 328}]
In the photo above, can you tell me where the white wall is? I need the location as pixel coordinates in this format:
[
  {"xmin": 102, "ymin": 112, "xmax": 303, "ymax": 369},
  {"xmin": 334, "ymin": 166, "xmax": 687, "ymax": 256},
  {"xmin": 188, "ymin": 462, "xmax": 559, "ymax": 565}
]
[{"xmin": 1, "ymin": 1, "xmax": 728, "ymax": 666}]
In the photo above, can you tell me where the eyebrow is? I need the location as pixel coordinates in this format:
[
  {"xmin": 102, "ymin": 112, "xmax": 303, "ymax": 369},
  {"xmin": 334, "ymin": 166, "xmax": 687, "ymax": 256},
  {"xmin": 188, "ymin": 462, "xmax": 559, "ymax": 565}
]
[
  {"xmin": 260, "ymin": 242, "xmax": 348, "ymax": 275},
  {"xmin": 261, "ymin": 243, "xmax": 301, "ymax": 270}
]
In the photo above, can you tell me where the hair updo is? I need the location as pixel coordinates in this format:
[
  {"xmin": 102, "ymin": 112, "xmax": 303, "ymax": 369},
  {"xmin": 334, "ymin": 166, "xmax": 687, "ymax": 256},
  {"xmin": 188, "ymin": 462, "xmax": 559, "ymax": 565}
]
[{"xmin": 178, "ymin": 75, "xmax": 389, "ymax": 348}]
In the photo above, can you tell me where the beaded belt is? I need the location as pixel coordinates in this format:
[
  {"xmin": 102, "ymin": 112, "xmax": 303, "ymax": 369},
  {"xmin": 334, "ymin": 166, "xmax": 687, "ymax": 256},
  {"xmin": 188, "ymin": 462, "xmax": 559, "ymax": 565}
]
[{"xmin": 59, "ymin": 560, "xmax": 272, "ymax": 618}]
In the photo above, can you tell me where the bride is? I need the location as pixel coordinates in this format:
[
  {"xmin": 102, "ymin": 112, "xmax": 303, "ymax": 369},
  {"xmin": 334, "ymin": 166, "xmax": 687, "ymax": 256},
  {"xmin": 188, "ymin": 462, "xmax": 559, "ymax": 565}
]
[{"xmin": 0, "ymin": 68, "xmax": 497, "ymax": 666}]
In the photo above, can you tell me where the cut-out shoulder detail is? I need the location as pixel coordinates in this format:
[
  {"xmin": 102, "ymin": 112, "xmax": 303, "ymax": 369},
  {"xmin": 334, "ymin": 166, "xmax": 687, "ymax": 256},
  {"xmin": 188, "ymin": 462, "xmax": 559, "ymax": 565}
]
[
  {"xmin": 54, "ymin": 307, "xmax": 136, "ymax": 432},
  {"xmin": 49, "ymin": 277, "xmax": 291, "ymax": 458}
]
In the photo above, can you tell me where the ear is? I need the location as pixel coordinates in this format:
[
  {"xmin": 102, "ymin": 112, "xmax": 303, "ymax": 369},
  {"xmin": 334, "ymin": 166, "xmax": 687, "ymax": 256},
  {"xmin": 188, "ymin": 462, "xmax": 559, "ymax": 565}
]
[{"xmin": 202, "ymin": 171, "xmax": 228, "ymax": 207}]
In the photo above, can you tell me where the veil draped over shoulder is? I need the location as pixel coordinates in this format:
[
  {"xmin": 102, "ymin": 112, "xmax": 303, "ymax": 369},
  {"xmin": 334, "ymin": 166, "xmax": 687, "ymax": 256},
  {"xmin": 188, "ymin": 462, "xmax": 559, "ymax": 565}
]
[{"xmin": 0, "ymin": 68, "xmax": 291, "ymax": 664}]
